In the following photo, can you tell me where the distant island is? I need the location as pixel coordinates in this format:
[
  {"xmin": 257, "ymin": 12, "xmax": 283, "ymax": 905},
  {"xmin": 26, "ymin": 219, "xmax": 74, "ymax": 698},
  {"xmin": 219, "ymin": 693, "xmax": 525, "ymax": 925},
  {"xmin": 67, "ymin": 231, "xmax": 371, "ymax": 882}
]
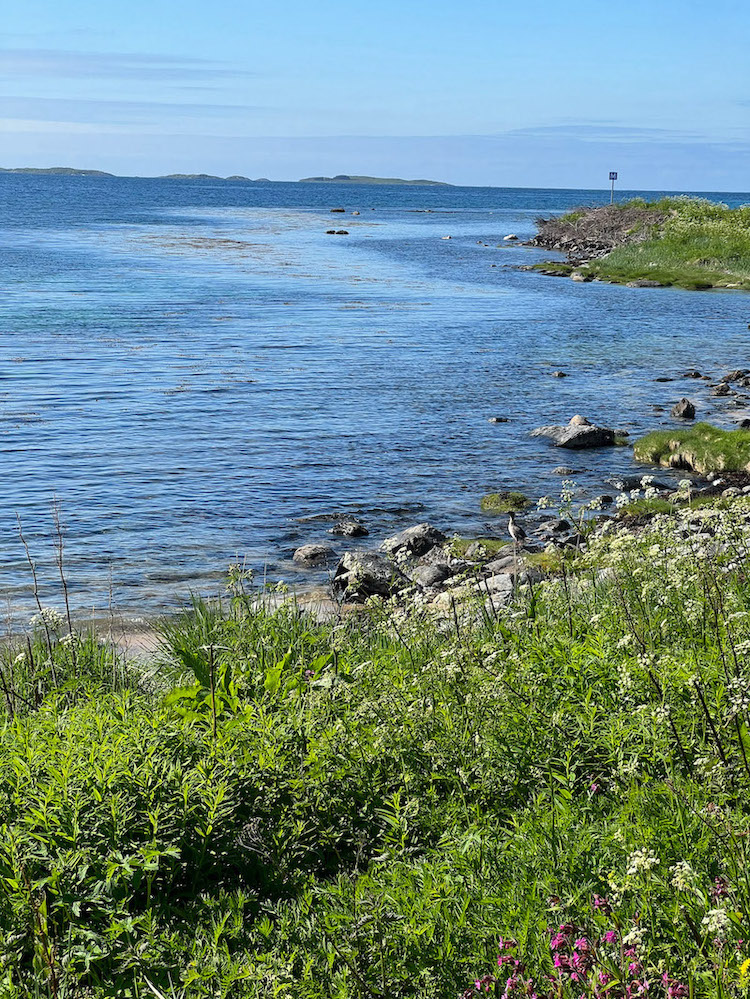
[
  {"xmin": 0, "ymin": 167, "xmax": 449, "ymax": 186},
  {"xmin": 299, "ymin": 174, "xmax": 451, "ymax": 186},
  {"xmin": 0, "ymin": 166, "xmax": 115, "ymax": 176}
]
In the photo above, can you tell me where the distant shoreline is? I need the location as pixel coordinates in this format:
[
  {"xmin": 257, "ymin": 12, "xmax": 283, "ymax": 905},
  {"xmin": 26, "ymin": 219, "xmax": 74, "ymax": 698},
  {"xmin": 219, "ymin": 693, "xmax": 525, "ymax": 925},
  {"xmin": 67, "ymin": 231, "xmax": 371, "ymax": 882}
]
[{"xmin": 0, "ymin": 166, "xmax": 449, "ymax": 185}]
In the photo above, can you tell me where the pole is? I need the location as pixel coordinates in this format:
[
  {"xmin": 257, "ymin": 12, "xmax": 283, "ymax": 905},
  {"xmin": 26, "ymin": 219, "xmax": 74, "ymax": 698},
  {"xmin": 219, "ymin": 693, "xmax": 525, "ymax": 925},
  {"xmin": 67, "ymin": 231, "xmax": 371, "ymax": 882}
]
[{"xmin": 610, "ymin": 177, "xmax": 614, "ymax": 204}]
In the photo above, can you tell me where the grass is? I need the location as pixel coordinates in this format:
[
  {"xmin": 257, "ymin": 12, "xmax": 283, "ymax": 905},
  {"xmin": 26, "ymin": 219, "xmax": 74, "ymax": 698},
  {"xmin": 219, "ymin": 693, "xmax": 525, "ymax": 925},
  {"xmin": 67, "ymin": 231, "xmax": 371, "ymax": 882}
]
[
  {"xmin": 634, "ymin": 422, "xmax": 750, "ymax": 474},
  {"xmin": 6, "ymin": 503, "xmax": 750, "ymax": 995},
  {"xmin": 540, "ymin": 197, "xmax": 750, "ymax": 291},
  {"xmin": 587, "ymin": 198, "xmax": 750, "ymax": 290},
  {"xmin": 480, "ymin": 491, "xmax": 531, "ymax": 513}
]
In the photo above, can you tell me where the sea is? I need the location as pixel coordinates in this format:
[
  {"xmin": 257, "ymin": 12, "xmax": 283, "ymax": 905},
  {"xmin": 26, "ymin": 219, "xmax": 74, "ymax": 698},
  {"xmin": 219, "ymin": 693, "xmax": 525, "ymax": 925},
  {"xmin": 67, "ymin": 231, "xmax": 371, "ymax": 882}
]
[{"xmin": 1, "ymin": 175, "xmax": 749, "ymax": 616}]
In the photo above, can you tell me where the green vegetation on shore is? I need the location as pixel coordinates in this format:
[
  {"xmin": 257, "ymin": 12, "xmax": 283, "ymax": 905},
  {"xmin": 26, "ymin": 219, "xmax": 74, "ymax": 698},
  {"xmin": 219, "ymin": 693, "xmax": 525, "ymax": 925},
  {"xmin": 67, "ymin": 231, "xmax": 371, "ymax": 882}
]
[
  {"xmin": 534, "ymin": 197, "xmax": 750, "ymax": 291},
  {"xmin": 634, "ymin": 422, "xmax": 750, "ymax": 473},
  {"xmin": 479, "ymin": 490, "xmax": 531, "ymax": 512},
  {"xmin": 4, "ymin": 499, "xmax": 750, "ymax": 996}
]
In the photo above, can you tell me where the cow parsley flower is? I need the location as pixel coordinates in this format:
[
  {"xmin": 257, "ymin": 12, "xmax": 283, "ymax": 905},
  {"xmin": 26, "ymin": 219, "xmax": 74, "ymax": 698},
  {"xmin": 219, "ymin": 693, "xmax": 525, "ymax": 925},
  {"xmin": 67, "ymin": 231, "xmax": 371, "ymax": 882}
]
[{"xmin": 626, "ymin": 849, "xmax": 659, "ymax": 876}]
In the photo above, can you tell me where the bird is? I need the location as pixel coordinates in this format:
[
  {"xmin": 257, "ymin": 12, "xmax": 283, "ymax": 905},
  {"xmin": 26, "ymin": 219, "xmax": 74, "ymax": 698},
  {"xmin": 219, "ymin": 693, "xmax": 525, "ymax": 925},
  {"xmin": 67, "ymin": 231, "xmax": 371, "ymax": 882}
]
[{"xmin": 508, "ymin": 512, "xmax": 526, "ymax": 549}]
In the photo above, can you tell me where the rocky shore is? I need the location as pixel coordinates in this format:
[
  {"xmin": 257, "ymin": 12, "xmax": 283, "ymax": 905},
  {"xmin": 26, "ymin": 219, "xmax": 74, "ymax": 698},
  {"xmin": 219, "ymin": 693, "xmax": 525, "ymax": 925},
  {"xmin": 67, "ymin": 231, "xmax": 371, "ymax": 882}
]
[{"xmin": 282, "ymin": 363, "xmax": 750, "ymax": 623}]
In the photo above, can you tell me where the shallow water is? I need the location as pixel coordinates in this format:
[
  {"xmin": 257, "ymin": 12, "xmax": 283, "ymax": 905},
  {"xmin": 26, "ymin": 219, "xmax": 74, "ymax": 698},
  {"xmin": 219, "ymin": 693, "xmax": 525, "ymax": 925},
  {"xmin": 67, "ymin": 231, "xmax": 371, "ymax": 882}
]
[{"xmin": 1, "ymin": 176, "xmax": 749, "ymax": 615}]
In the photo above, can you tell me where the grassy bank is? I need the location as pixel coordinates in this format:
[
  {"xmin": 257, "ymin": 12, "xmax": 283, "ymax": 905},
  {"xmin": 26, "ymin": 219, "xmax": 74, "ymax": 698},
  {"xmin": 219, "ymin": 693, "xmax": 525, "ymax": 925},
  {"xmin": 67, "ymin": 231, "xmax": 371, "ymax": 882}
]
[
  {"xmin": 533, "ymin": 197, "xmax": 750, "ymax": 290},
  {"xmin": 634, "ymin": 422, "xmax": 750, "ymax": 473},
  {"xmin": 4, "ymin": 504, "xmax": 750, "ymax": 996}
]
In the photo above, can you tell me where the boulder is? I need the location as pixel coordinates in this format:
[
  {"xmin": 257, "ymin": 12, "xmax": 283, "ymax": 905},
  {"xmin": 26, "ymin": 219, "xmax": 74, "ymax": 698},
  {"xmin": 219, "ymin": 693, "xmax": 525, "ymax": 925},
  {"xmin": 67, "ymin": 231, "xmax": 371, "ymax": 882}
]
[
  {"xmin": 503, "ymin": 233, "xmax": 519, "ymax": 241},
  {"xmin": 488, "ymin": 416, "xmax": 509, "ymax": 423},
  {"xmin": 332, "ymin": 552, "xmax": 406, "ymax": 600},
  {"xmin": 330, "ymin": 207, "xmax": 346, "ymax": 213},
  {"xmin": 482, "ymin": 574, "xmax": 516, "ymax": 597},
  {"xmin": 551, "ymin": 370, "xmax": 568, "ymax": 378},
  {"xmin": 293, "ymin": 543, "xmax": 337, "ymax": 567},
  {"xmin": 381, "ymin": 523, "xmax": 446, "ymax": 557},
  {"xmin": 683, "ymin": 370, "xmax": 702, "ymax": 378},
  {"xmin": 722, "ymin": 370, "xmax": 749, "ymax": 383},
  {"xmin": 330, "ymin": 518, "xmax": 368, "ymax": 537},
  {"xmin": 712, "ymin": 384, "xmax": 732, "ymax": 396},
  {"xmin": 553, "ymin": 466, "xmax": 577, "ymax": 475},
  {"xmin": 671, "ymin": 398, "xmax": 696, "ymax": 419},
  {"xmin": 531, "ymin": 416, "xmax": 615, "ymax": 449},
  {"xmin": 408, "ymin": 563, "xmax": 453, "ymax": 588}
]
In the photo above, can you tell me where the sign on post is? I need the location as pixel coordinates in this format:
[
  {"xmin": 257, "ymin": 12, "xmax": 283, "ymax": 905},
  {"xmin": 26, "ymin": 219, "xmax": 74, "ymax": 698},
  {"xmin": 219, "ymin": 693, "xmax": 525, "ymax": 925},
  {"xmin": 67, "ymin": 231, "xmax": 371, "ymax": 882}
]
[{"xmin": 609, "ymin": 171, "xmax": 618, "ymax": 203}]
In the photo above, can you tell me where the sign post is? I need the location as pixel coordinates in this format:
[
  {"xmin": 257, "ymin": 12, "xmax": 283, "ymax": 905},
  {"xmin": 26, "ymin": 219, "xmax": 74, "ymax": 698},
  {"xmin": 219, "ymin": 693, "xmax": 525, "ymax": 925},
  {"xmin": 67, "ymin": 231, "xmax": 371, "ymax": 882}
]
[{"xmin": 609, "ymin": 171, "xmax": 618, "ymax": 204}]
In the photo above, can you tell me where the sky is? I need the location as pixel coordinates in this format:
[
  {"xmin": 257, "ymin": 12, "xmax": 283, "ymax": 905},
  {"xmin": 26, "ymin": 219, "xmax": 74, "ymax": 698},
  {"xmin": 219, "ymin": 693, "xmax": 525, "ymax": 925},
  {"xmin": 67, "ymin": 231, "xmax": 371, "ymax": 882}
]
[{"xmin": 2, "ymin": 0, "xmax": 749, "ymax": 190}]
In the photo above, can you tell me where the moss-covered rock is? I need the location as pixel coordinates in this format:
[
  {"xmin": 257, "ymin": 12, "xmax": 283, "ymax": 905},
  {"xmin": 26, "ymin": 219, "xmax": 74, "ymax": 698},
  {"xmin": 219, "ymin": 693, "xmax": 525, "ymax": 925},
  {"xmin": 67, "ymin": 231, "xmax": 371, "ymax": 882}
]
[
  {"xmin": 480, "ymin": 491, "xmax": 531, "ymax": 513},
  {"xmin": 634, "ymin": 422, "xmax": 750, "ymax": 474}
]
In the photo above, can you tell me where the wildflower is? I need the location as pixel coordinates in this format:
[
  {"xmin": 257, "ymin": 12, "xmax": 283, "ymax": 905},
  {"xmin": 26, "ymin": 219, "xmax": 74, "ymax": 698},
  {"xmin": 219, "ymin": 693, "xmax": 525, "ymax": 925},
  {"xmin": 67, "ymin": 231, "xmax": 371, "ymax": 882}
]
[
  {"xmin": 537, "ymin": 496, "xmax": 552, "ymax": 509},
  {"xmin": 738, "ymin": 957, "xmax": 750, "ymax": 988},
  {"xmin": 669, "ymin": 861, "xmax": 695, "ymax": 891},
  {"xmin": 29, "ymin": 606, "xmax": 64, "ymax": 631},
  {"xmin": 702, "ymin": 908, "xmax": 730, "ymax": 938},
  {"xmin": 626, "ymin": 850, "xmax": 659, "ymax": 877},
  {"xmin": 652, "ymin": 705, "xmax": 670, "ymax": 724},
  {"xmin": 602, "ymin": 930, "xmax": 618, "ymax": 944},
  {"xmin": 662, "ymin": 974, "xmax": 688, "ymax": 999},
  {"xmin": 622, "ymin": 926, "xmax": 647, "ymax": 953},
  {"xmin": 727, "ymin": 678, "xmax": 750, "ymax": 714},
  {"xmin": 711, "ymin": 877, "xmax": 730, "ymax": 901},
  {"xmin": 592, "ymin": 895, "xmax": 612, "ymax": 914},
  {"xmin": 615, "ymin": 493, "xmax": 631, "ymax": 509}
]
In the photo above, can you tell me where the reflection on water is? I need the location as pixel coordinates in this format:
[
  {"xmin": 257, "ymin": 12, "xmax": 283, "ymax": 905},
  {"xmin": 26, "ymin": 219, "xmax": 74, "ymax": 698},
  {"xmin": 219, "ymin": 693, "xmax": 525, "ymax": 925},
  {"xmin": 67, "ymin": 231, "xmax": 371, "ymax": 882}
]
[{"xmin": 1, "ymin": 176, "xmax": 749, "ymax": 614}]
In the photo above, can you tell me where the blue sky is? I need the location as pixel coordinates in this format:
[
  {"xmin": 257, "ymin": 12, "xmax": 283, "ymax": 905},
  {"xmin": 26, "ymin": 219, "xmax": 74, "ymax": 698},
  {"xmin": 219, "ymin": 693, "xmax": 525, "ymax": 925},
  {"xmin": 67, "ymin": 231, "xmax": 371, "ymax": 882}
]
[{"xmin": 2, "ymin": 0, "xmax": 749, "ymax": 189}]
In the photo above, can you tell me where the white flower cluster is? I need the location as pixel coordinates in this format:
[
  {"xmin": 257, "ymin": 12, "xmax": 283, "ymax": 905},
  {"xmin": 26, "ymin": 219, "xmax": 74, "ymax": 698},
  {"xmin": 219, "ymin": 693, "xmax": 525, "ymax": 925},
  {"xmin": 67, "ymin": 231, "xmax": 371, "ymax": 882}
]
[
  {"xmin": 652, "ymin": 705, "xmax": 671, "ymax": 724},
  {"xmin": 29, "ymin": 606, "xmax": 64, "ymax": 630},
  {"xmin": 626, "ymin": 848, "xmax": 659, "ymax": 876},
  {"xmin": 669, "ymin": 860, "xmax": 696, "ymax": 891},
  {"xmin": 727, "ymin": 677, "xmax": 750, "ymax": 714},
  {"xmin": 701, "ymin": 908, "xmax": 730, "ymax": 938},
  {"xmin": 622, "ymin": 926, "xmax": 647, "ymax": 953}
]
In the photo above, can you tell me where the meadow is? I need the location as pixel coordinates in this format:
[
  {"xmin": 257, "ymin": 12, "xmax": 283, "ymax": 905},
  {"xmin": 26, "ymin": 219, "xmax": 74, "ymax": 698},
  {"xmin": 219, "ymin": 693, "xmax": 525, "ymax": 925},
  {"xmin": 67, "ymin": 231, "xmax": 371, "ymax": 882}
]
[
  {"xmin": 3, "ymin": 492, "xmax": 750, "ymax": 998},
  {"xmin": 535, "ymin": 197, "xmax": 750, "ymax": 290}
]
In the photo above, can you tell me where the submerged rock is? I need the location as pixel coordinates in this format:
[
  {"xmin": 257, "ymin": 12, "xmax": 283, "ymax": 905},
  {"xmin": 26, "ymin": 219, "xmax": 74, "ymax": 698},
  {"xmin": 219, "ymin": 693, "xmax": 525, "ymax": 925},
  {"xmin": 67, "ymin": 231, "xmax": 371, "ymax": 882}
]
[{"xmin": 330, "ymin": 518, "xmax": 368, "ymax": 537}]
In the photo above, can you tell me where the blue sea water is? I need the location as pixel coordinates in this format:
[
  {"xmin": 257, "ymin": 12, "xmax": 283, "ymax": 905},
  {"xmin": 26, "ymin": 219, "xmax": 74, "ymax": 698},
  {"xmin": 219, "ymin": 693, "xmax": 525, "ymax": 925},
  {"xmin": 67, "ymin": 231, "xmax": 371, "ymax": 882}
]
[{"xmin": 1, "ymin": 175, "xmax": 749, "ymax": 614}]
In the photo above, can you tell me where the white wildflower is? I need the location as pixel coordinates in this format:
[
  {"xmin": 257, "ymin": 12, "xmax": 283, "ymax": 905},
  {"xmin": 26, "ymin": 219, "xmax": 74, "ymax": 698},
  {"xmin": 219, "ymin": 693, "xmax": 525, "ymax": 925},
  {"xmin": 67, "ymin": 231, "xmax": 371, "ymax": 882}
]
[
  {"xmin": 615, "ymin": 493, "xmax": 631, "ymax": 509},
  {"xmin": 653, "ymin": 705, "xmax": 671, "ymax": 724},
  {"xmin": 701, "ymin": 908, "xmax": 730, "ymax": 938},
  {"xmin": 626, "ymin": 848, "xmax": 659, "ymax": 876},
  {"xmin": 727, "ymin": 677, "xmax": 750, "ymax": 713},
  {"xmin": 670, "ymin": 861, "xmax": 696, "ymax": 891},
  {"xmin": 29, "ymin": 607, "xmax": 64, "ymax": 631},
  {"xmin": 622, "ymin": 926, "xmax": 647, "ymax": 953}
]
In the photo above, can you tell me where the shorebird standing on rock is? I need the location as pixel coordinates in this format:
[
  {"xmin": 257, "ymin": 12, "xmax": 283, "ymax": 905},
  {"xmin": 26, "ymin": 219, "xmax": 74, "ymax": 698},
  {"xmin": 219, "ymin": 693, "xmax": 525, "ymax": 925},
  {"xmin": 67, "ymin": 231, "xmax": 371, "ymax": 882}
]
[{"xmin": 508, "ymin": 512, "xmax": 526, "ymax": 550}]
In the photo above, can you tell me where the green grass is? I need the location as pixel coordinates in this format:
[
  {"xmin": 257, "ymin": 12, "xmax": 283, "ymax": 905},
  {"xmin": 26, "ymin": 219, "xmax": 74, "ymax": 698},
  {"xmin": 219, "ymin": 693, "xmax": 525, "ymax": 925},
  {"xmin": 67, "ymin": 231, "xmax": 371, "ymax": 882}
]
[
  {"xmin": 6, "ymin": 504, "xmax": 750, "ymax": 995},
  {"xmin": 480, "ymin": 491, "xmax": 531, "ymax": 513},
  {"xmin": 634, "ymin": 421, "xmax": 750, "ymax": 473},
  {"xmin": 584, "ymin": 197, "xmax": 750, "ymax": 290}
]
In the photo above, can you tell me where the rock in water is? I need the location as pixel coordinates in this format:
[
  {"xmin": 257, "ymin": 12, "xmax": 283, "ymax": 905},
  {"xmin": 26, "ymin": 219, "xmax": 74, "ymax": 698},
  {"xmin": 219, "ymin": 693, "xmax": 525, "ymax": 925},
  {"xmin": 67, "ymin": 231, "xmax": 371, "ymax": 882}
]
[
  {"xmin": 332, "ymin": 552, "xmax": 406, "ymax": 600},
  {"xmin": 671, "ymin": 398, "xmax": 696, "ymax": 419},
  {"xmin": 531, "ymin": 416, "xmax": 615, "ymax": 449},
  {"xmin": 330, "ymin": 518, "xmax": 368, "ymax": 537},
  {"xmin": 293, "ymin": 544, "xmax": 337, "ymax": 566},
  {"xmin": 380, "ymin": 523, "xmax": 446, "ymax": 557}
]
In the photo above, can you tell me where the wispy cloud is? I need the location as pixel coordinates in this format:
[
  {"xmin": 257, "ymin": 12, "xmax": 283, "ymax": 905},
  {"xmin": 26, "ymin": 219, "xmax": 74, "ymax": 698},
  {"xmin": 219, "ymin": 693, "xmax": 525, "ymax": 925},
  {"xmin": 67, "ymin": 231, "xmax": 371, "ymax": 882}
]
[
  {"xmin": 505, "ymin": 123, "xmax": 703, "ymax": 143},
  {"xmin": 0, "ymin": 95, "xmax": 267, "ymax": 124},
  {"xmin": 0, "ymin": 48, "xmax": 253, "ymax": 81}
]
